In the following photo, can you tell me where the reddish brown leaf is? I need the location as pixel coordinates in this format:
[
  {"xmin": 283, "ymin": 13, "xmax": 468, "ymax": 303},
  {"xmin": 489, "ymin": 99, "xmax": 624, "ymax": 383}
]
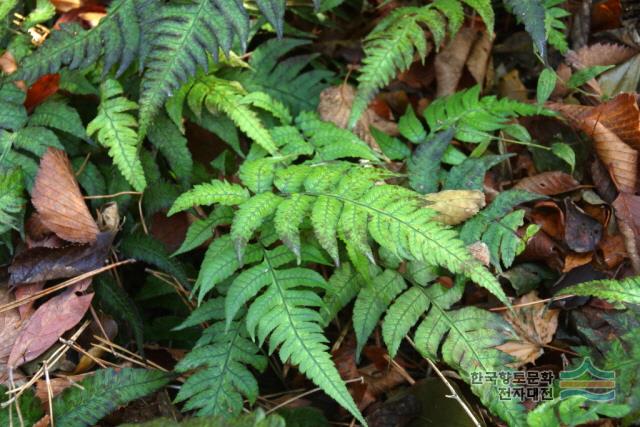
[
  {"xmin": 520, "ymin": 230, "xmax": 563, "ymax": 270},
  {"xmin": 513, "ymin": 171, "xmax": 580, "ymax": 195},
  {"xmin": 9, "ymin": 231, "xmax": 115, "ymax": 285},
  {"xmin": 590, "ymin": 158, "xmax": 618, "ymax": 203},
  {"xmin": 9, "ymin": 279, "xmax": 93, "ymax": 367},
  {"xmin": 572, "ymin": 43, "xmax": 638, "ymax": 68},
  {"xmin": 32, "ymin": 148, "xmax": 99, "ymax": 243},
  {"xmin": 597, "ymin": 232, "xmax": 627, "ymax": 269},
  {"xmin": 435, "ymin": 27, "xmax": 480, "ymax": 97},
  {"xmin": 15, "ymin": 282, "xmax": 44, "ymax": 320},
  {"xmin": 563, "ymin": 252, "xmax": 593, "ymax": 272},
  {"xmin": 564, "ymin": 198, "xmax": 603, "ymax": 253},
  {"xmin": 530, "ymin": 200, "xmax": 565, "ymax": 240},
  {"xmin": 0, "ymin": 286, "xmax": 21, "ymax": 384},
  {"xmin": 24, "ymin": 74, "xmax": 60, "ymax": 111},
  {"xmin": 612, "ymin": 193, "xmax": 640, "ymax": 272}
]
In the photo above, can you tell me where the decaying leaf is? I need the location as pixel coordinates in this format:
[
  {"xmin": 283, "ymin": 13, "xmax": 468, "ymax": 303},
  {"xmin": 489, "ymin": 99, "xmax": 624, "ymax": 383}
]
[
  {"xmin": 513, "ymin": 171, "xmax": 580, "ymax": 195},
  {"xmin": 9, "ymin": 231, "xmax": 115, "ymax": 285},
  {"xmin": 8, "ymin": 279, "xmax": 93, "ymax": 368},
  {"xmin": 422, "ymin": 190, "xmax": 486, "ymax": 225},
  {"xmin": 15, "ymin": 282, "xmax": 44, "ymax": 320},
  {"xmin": 496, "ymin": 291, "xmax": 559, "ymax": 367},
  {"xmin": 563, "ymin": 252, "xmax": 593, "ymax": 272},
  {"xmin": 549, "ymin": 94, "xmax": 640, "ymax": 192},
  {"xmin": 317, "ymin": 84, "xmax": 397, "ymax": 150},
  {"xmin": 466, "ymin": 31, "xmax": 494, "ymax": 88},
  {"xmin": 468, "ymin": 241, "xmax": 491, "ymax": 266},
  {"xmin": 0, "ymin": 285, "xmax": 21, "ymax": 384},
  {"xmin": 435, "ymin": 27, "xmax": 481, "ymax": 97},
  {"xmin": 563, "ymin": 198, "xmax": 603, "ymax": 253},
  {"xmin": 50, "ymin": 0, "xmax": 84, "ymax": 12},
  {"xmin": 32, "ymin": 148, "xmax": 100, "ymax": 243},
  {"xmin": 612, "ymin": 193, "xmax": 640, "ymax": 272}
]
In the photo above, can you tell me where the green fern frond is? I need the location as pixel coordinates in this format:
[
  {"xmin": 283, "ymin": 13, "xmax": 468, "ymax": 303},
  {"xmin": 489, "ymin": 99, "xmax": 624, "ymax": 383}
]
[
  {"xmin": 169, "ymin": 180, "xmax": 250, "ymax": 215},
  {"xmin": 173, "ymin": 206, "xmax": 234, "ymax": 256},
  {"xmin": 240, "ymin": 248, "xmax": 366, "ymax": 425},
  {"xmin": 29, "ymin": 99, "xmax": 87, "ymax": 140},
  {"xmin": 175, "ymin": 320, "xmax": 267, "ymax": 417},
  {"xmin": 147, "ymin": 112, "xmax": 193, "ymax": 181},
  {"xmin": 0, "ymin": 168, "xmax": 24, "ymax": 234},
  {"xmin": 87, "ymin": 79, "xmax": 146, "ymax": 191},
  {"xmin": 231, "ymin": 192, "xmax": 282, "ymax": 260},
  {"xmin": 185, "ymin": 75, "xmax": 278, "ymax": 154},
  {"xmin": 354, "ymin": 269, "xmax": 407, "ymax": 357},
  {"xmin": 0, "ymin": 84, "xmax": 27, "ymax": 130},
  {"xmin": 232, "ymin": 38, "xmax": 333, "ymax": 115},
  {"xmin": 559, "ymin": 275, "xmax": 640, "ymax": 305},
  {"xmin": 544, "ymin": 0, "xmax": 569, "ymax": 53},
  {"xmin": 120, "ymin": 233, "xmax": 189, "ymax": 285},
  {"xmin": 12, "ymin": 0, "xmax": 146, "ymax": 83},
  {"xmin": 460, "ymin": 190, "xmax": 541, "ymax": 269},
  {"xmin": 349, "ymin": 0, "xmax": 494, "ymax": 127},
  {"xmin": 52, "ymin": 368, "xmax": 172, "ymax": 427},
  {"xmin": 322, "ymin": 263, "xmax": 364, "ymax": 325},
  {"xmin": 380, "ymin": 279, "xmax": 526, "ymax": 425},
  {"xmin": 503, "ymin": 0, "xmax": 547, "ymax": 59},
  {"xmin": 0, "ymin": 386, "xmax": 43, "ymax": 426}
]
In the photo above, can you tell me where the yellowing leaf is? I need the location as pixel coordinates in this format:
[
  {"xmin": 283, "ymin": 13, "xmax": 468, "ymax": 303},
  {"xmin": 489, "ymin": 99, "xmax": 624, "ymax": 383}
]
[{"xmin": 423, "ymin": 190, "xmax": 485, "ymax": 225}]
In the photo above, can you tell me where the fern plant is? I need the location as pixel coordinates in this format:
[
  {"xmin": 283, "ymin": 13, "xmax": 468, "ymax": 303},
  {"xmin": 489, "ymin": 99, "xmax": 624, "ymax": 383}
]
[{"xmin": 348, "ymin": 0, "xmax": 494, "ymax": 127}]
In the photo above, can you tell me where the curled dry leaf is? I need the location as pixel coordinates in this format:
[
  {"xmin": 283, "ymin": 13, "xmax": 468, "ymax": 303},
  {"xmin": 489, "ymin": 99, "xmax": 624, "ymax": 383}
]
[
  {"xmin": 9, "ymin": 231, "xmax": 115, "ymax": 285},
  {"xmin": 563, "ymin": 252, "xmax": 594, "ymax": 272},
  {"xmin": 8, "ymin": 279, "xmax": 93, "ymax": 368},
  {"xmin": 496, "ymin": 291, "xmax": 559, "ymax": 367},
  {"xmin": 563, "ymin": 198, "xmax": 603, "ymax": 253},
  {"xmin": 466, "ymin": 31, "xmax": 493, "ymax": 88},
  {"xmin": 0, "ymin": 285, "xmax": 21, "ymax": 384},
  {"xmin": 317, "ymin": 84, "xmax": 397, "ymax": 150},
  {"xmin": 530, "ymin": 200, "xmax": 565, "ymax": 240},
  {"xmin": 549, "ymin": 94, "xmax": 640, "ymax": 192},
  {"xmin": 612, "ymin": 193, "xmax": 640, "ymax": 272},
  {"xmin": 597, "ymin": 232, "xmax": 627, "ymax": 270},
  {"xmin": 32, "ymin": 147, "xmax": 99, "ymax": 243},
  {"xmin": 422, "ymin": 190, "xmax": 486, "ymax": 225},
  {"xmin": 590, "ymin": 158, "xmax": 618, "ymax": 203},
  {"xmin": 435, "ymin": 27, "xmax": 480, "ymax": 97},
  {"xmin": 513, "ymin": 171, "xmax": 580, "ymax": 195}
]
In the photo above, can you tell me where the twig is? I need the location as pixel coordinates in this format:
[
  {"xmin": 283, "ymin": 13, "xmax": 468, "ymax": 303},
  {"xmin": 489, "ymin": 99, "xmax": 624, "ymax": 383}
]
[
  {"xmin": 406, "ymin": 337, "xmax": 481, "ymax": 427},
  {"xmin": 44, "ymin": 361, "xmax": 55, "ymax": 427},
  {"xmin": 265, "ymin": 377, "xmax": 365, "ymax": 415},
  {"xmin": 489, "ymin": 294, "xmax": 575, "ymax": 312},
  {"xmin": 84, "ymin": 191, "xmax": 143, "ymax": 200}
]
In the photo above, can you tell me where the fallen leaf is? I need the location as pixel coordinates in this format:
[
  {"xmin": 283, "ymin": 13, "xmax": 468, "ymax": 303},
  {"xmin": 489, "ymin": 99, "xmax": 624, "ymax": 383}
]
[
  {"xmin": 466, "ymin": 31, "xmax": 494, "ymax": 88},
  {"xmin": 498, "ymin": 69, "xmax": 529, "ymax": 102},
  {"xmin": 317, "ymin": 84, "xmax": 397, "ymax": 150},
  {"xmin": 0, "ymin": 285, "xmax": 21, "ymax": 384},
  {"xmin": 15, "ymin": 282, "xmax": 44, "ymax": 320},
  {"xmin": 50, "ymin": 0, "xmax": 84, "ymax": 12},
  {"xmin": 422, "ymin": 190, "xmax": 486, "ymax": 225},
  {"xmin": 572, "ymin": 43, "xmax": 638, "ymax": 68},
  {"xmin": 32, "ymin": 148, "xmax": 99, "ymax": 243},
  {"xmin": 597, "ymin": 232, "xmax": 627, "ymax": 270},
  {"xmin": 590, "ymin": 158, "xmax": 618, "ymax": 203},
  {"xmin": 564, "ymin": 198, "xmax": 603, "ymax": 253},
  {"xmin": 496, "ymin": 291, "xmax": 559, "ymax": 367},
  {"xmin": 24, "ymin": 74, "xmax": 60, "ymax": 111},
  {"xmin": 563, "ymin": 252, "xmax": 594, "ymax": 272},
  {"xmin": 35, "ymin": 373, "xmax": 89, "ymax": 404},
  {"xmin": 9, "ymin": 279, "xmax": 93, "ymax": 368},
  {"xmin": 520, "ymin": 229, "xmax": 564, "ymax": 270},
  {"xmin": 9, "ymin": 231, "xmax": 115, "ymax": 285},
  {"xmin": 435, "ymin": 26, "xmax": 480, "ymax": 97},
  {"xmin": 530, "ymin": 200, "xmax": 565, "ymax": 240},
  {"xmin": 468, "ymin": 241, "xmax": 490, "ymax": 266},
  {"xmin": 598, "ymin": 53, "xmax": 640, "ymax": 97},
  {"xmin": 612, "ymin": 193, "xmax": 640, "ymax": 272},
  {"xmin": 549, "ymin": 94, "xmax": 640, "ymax": 192},
  {"xmin": 513, "ymin": 171, "xmax": 580, "ymax": 195}
]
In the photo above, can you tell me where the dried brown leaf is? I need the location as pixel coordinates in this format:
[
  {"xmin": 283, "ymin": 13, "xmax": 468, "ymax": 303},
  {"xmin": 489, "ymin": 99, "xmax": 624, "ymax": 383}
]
[
  {"xmin": 32, "ymin": 148, "xmax": 99, "ymax": 243},
  {"xmin": 612, "ymin": 193, "xmax": 640, "ymax": 272},
  {"xmin": 9, "ymin": 231, "xmax": 115, "ymax": 285},
  {"xmin": 435, "ymin": 27, "xmax": 480, "ymax": 97},
  {"xmin": 0, "ymin": 286, "xmax": 21, "ymax": 384},
  {"xmin": 513, "ymin": 171, "xmax": 580, "ymax": 195},
  {"xmin": 572, "ymin": 43, "xmax": 638, "ymax": 68},
  {"xmin": 422, "ymin": 190, "xmax": 486, "ymax": 225},
  {"xmin": 15, "ymin": 282, "xmax": 44, "ymax": 320},
  {"xmin": 466, "ymin": 31, "xmax": 493, "ymax": 87},
  {"xmin": 496, "ymin": 291, "xmax": 559, "ymax": 367},
  {"xmin": 8, "ymin": 279, "xmax": 93, "ymax": 367},
  {"xmin": 564, "ymin": 198, "xmax": 603, "ymax": 253},
  {"xmin": 562, "ymin": 252, "xmax": 593, "ymax": 272}
]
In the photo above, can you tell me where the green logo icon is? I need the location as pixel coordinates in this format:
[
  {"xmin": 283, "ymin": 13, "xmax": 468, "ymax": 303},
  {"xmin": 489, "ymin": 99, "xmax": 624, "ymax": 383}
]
[{"xmin": 559, "ymin": 358, "xmax": 615, "ymax": 401}]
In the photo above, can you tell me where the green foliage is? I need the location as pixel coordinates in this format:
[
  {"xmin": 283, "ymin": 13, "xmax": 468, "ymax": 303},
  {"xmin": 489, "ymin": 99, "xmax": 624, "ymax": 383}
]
[
  {"xmin": 408, "ymin": 129, "xmax": 454, "ymax": 193},
  {"xmin": 380, "ymin": 277, "xmax": 525, "ymax": 425},
  {"xmin": 503, "ymin": 0, "xmax": 547, "ymax": 59},
  {"xmin": 87, "ymin": 79, "xmax": 146, "ymax": 191},
  {"xmin": 0, "ymin": 168, "xmax": 24, "ymax": 234},
  {"xmin": 460, "ymin": 190, "xmax": 541, "ymax": 269},
  {"xmin": 559, "ymin": 275, "xmax": 640, "ymax": 305},
  {"xmin": 528, "ymin": 396, "xmax": 630, "ymax": 427},
  {"xmin": 120, "ymin": 233, "xmax": 189, "ymax": 285},
  {"xmin": 544, "ymin": 0, "xmax": 570, "ymax": 53},
  {"xmin": 52, "ymin": 368, "xmax": 172, "ymax": 427},
  {"xmin": 173, "ymin": 206, "xmax": 235, "ymax": 256},
  {"xmin": 175, "ymin": 318, "xmax": 267, "ymax": 417},
  {"xmin": 349, "ymin": 0, "xmax": 494, "ymax": 127},
  {"xmin": 0, "ymin": 386, "xmax": 44, "ymax": 427}
]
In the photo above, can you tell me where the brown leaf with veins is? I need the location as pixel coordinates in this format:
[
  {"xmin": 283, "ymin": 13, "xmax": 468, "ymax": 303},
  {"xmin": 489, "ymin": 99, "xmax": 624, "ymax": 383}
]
[
  {"xmin": 9, "ymin": 231, "xmax": 115, "ymax": 285},
  {"xmin": 435, "ymin": 27, "xmax": 480, "ymax": 97},
  {"xmin": 32, "ymin": 147, "xmax": 99, "ymax": 243},
  {"xmin": 317, "ymin": 84, "xmax": 397, "ymax": 151},
  {"xmin": 0, "ymin": 286, "xmax": 21, "ymax": 384},
  {"xmin": 496, "ymin": 291, "xmax": 559, "ymax": 367},
  {"xmin": 9, "ymin": 279, "xmax": 93, "ymax": 368},
  {"xmin": 564, "ymin": 198, "xmax": 603, "ymax": 253},
  {"xmin": 549, "ymin": 94, "xmax": 640, "ymax": 192},
  {"xmin": 513, "ymin": 171, "xmax": 580, "ymax": 195},
  {"xmin": 422, "ymin": 190, "xmax": 485, "ymax": 225},
  {"xmin": 612, "ymin": 193, "xmax": 640, "ymax": 272}
]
